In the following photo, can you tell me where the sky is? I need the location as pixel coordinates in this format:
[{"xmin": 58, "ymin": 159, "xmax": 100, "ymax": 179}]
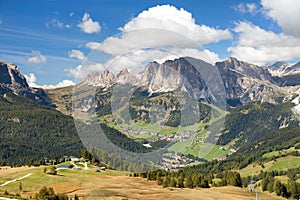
[{"xmin": 0, "ymin": 0, "xmax": 300, "ymax": 88}]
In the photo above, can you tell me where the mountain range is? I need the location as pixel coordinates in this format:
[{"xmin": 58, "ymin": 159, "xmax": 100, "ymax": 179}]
[
  {"xmin": 78, "ymin": 57, "xmax": 300, "ymax": 107},
  {"xmin": 1, "ymin": 56, "xmax": 300, "ymax": 166},
  {"xmin": 2, "ymin": 57, "xmax": 300, "ymax": 108}
]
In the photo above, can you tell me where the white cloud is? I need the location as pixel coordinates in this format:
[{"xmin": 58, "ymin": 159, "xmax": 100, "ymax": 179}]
[
  {"xmin": 68, "ymin": 50, "xmax": 86, "ymax": 61},
  {"xmin": 78, "ymin": 13, "xmax": 101, "ymax": 34},
  {"xmin": 86, "ymin": 5, "xmax": 231, "ymax": 55},
  {"xmin": 104, "ymin": 49, "xmax": 173, "ymax": 73},
  {"xmin": 262, "ymin": 0, "xmax": 300, "ymax": 37},
  {"xmin": 163, "ymin": 48, "xmax": 220, "ymax": 64},
  {"xmin": 43, "ymin": 80, "xmax": 76, "ymax": 89},
  {"xmin": 103, "ymin": 48, "xmax": 219, "ymax": 75},
  {"xmin": 76, "ymin": 5, "xmax": 230, "ymax": 78},
  {"xmin": 67, "ymin": 5, "xmax": 231, "ymax": 81},
  {"xmin": 46, "ymin": 18, "xmax": 64, "ymax": 29},
  {"xmin": 228, "ymin": 22, "xmax": 300, "ymax": 64},
  {"xmin": 69, "ymin": 12, "xmax": 74, "ymax": 17},
  {"xmin": 234, "ymin": 3, "xmax": 258, "ymax": 14},
  {"xmin": 24, "ymin": 73, "xmax": 39, "ymax": 88},
  {"xmin": 28, "ymin": 51, "xmax": 47, "ymax": 63},
  {"xmin": 229, "ymin": 1, "xmax": 300, "ymax": 64},
  {"xmin": 65, "ymin": 24, "xmax": 71, "ymax": 28},
  {"xmin": 24, "ymin": 73, "xmax": 75, "ymax": 89},
  {"xmin": 66, "ymin": 47, "xmax": 220, "ymax": 81},
  {"xmin": 66, "ymin": 63, "xmax": 104, "ymax": 80}
]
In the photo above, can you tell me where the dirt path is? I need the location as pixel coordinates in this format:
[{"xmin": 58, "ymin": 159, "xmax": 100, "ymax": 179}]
[
  {"xmin": 0, "ymin": 173, "xmax": 32, "ymax": 187},
  {"xmin": 0, "ymin": 197, "xmax": 17, "ymax": 200}
]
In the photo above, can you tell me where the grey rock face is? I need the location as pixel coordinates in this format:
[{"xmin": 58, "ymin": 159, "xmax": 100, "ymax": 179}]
[
  {"xmin": 81, "ymin": 57, "xmax": 300, "ymax": 106},
  {"xmin": 0, "ymin": 62, "xmax": 29, "ymax": 89}
]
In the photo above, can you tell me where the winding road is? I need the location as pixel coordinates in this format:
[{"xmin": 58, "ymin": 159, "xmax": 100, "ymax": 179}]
[{"xmin": 0, "ymin": 173, "xmax": 32, "ymax": 187}]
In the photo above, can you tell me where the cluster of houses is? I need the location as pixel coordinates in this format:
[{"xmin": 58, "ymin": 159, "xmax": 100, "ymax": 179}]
[
  {"xmin": 44, "ymin": 156, "xmax": 81, "ymax": 166},
  {"xmin": 212, "ymin": 147, "xmax": 237, "ymax": 161},
  {"xmin": 161, "ymin": 153, "xmax": 198, "ymax": 172},
  {"xmin": 120, "ymin": 127, "xmax": 200, "ymax": 143},
  {"xmin": 46, "ymin": 156, "xmax": 108, "ymax": 173},
  {"xmin": 45, "ymin": 156, "xmax": 106, "ymax": 172}
]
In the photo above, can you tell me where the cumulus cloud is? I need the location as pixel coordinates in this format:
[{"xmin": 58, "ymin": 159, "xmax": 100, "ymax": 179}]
[
  {"xmin": 78, "ymin": 13, "xmax": 101, "ymax": 34},
  {"xmin": 79, "ymin": 5, "xmax": 232, "ymax": 77},
  {"xmin": 28, "ymin": 51, "xmax": 47, "ymax": 63},
  {"xmin": 93, "ymin": 48, "xmax": 219, "ymax": 76},
  {"xmin": 43, "ymin": 80, "xmax": 76, "ymax": 89},
  {"xmin": 234, "ymin": 3, "xmax": 258, "ymax": 15},
  {"xmin": 262, "ymin": 0, "xmax": 300, "ymax": 37},
  {"xmin": 66, "ymin": 63, "xmax": 104, "ymax": 80},
  {"xmin": 86, "ymin": 5, "xmax": 231, "ymax": 55},
  {"xmin": 24, "ymin": 73, "xmax": 39, "ymax": 88},
  {"xmin": 68, "ymin": 50, "xmax": 86, "ymax": 61},
  {"xmin": 24, "ymin": 73, "xmax": 75, "ymax": 89},
  {"xmin": 228, "ymin": 22, "xmax": 300, "ymax": 64},
  {"xmin": 140, "ymin": 48, "xmax": 219, "ymax": 66}
]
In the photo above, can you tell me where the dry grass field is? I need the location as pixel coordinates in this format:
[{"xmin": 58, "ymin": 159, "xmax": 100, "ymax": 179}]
[{"xmin": 0, "ymin": 166, "xmax": 285, "ymax": 200}]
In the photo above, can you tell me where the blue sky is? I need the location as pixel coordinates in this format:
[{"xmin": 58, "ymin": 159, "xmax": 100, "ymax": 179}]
[{"xmin": 0, "ymin": 0, "xmax": 299, "ymax": 88}]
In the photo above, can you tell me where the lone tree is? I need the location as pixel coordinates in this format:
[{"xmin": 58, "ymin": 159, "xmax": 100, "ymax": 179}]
[
  {"xmin": 19, "ymin": 182, "xmax": 23, "ymax": 192},
  {"xmin": 48, "ymin": 166, "xmax": 57, "ymax": 175}
]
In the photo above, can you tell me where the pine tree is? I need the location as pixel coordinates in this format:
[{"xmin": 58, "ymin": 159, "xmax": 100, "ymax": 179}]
[
  {"xmin": 185, "ymin": 174, "xmax": 194, "ymax": 188},
  {"xmin": 19, "ymin": 182, "xmax": 23, "ymax": 192},
  {"xmin": 193, "ymin": 174, "xmax": 201, "ymax": 188},
  {"xmin": 171, "ymin": 177, "xmax": 177, "ymax": 188},
  {"xmin": 288, "ymin": 180, "xmax": 300, "ymax": 200},
  {"xmin": 163, "ymin": 176, "xmax": 171, "ymax": 188},
  {"xmin": 267, "ymin": 180, "xmax": 275, "ymax": 193},
  {"xmin": 274, "ymin": 181, "xmax": 283, "ymax": 196},
  {"xmin": 200, "ymin": 178, "xmax": 210, "ymax": 188},
  {"xmin": 177, "ymin": 176, "xmax": 184, "ymax": 188},
  {"xmin": 228, "ymin": 172, "xmax": 242, "ymax": 187},
  {"xmin": 157, "ymin": 176, "xmax": 163, "ymax": 185}
]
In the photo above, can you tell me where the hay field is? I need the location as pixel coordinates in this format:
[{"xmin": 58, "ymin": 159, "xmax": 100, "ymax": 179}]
[{"xmin": 0, "ymin": 166, "xmax": 285, "ymax": 200}]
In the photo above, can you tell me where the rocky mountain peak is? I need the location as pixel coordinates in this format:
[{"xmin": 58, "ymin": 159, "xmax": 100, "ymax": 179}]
[
  {"xmin": 223, "ymin": 57, "xmax": 258, "ymax": 70},
  {"xmin": 90, "ymin": 70, "xmax": 115, "ymax": 87},
  {"xmin": 0, "ymin": 61, "xmax": 51, "ymax": 106},
  {"xmin": 117, "ymin": 68, "xmax": 129, "ymax": 77},
  {"xmin": 139, "ymin": 57, "xmax": 210, "ymax": 99},
  {"xmin": 267, "ymin": 61, "xmax": 300, "ymax": 82},
  {"xmin": 116, "ymin": 68, "xmax": 137, "ymax": 84},
  {"xmin": 271, "ymin": 61, "xmax": 288, "ymax": 69},
  {"xmin": 217, "ymin": 57, "xmax": 272, "ymax": 81},
  {"xmin": 226, "ymin": 57, "xmax": 239, "ymax": 64},
  {"xmin": 0, "ymin": 62, "xmax": 29, "ymax": 88}
]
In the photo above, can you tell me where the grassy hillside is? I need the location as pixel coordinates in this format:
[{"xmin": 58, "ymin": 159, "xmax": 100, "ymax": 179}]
[
  {"xmin": 45, "ymin": 86, "xmax": 73, "ymax": 115},
  {"xmin": 218, "ymin": 101, "xmax": 298, "ymax": 147}
]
